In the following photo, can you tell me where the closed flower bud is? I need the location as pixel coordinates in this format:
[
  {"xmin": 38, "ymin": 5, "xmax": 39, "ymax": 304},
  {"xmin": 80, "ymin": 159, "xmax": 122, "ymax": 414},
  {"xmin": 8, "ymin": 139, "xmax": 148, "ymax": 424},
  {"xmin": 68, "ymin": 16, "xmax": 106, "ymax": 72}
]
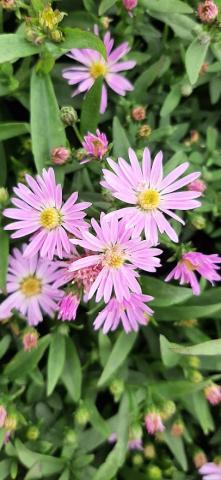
[
  {"xmin": 0, "ymin": 0, "xmax": 15, "ymax": 9},
  {"xmin": 131, "ymin": 106, "xmax": 146, "ymax": 121},
  {"xmin": 200, "ymin": 63, "xmax": 209, "ymax": 75},
  {"xmin": 100, "ymin": 16, "xmax": 112, "ymax": 29},
  {"xmin": 191, "ymin": 215, "xmax": 206, "ymax": 230},
  {"xmin": 50, "ymin": 29, "xmax": 63, "ymax": 43},
  {"xmin": 188, "ymin": 179, "xmax": 206, "ymax": 193},
  {"xmin": 171, "ymin": 420, "xmax": 184, "ymax": 437},
  {"xmin": 181, "ymin": 84, "xmax": 193, "ymax": 97},
  {"xmin": 132, "ymin": 453, "xmax": 143, "ymax": 466},
  {"xmin": 109, "ymin": 378, "xmax": 124, "ymax": 401},
  {"xmin": 0, "ymin": 187, "xmax": 9, "ymax": 205},
  {"xmin": 138, "ymin": 124, "xmax": 152, "ymax": 138},
  {"xmin": 189, "ymin": 369, "xmax": 203, "ymax": 384},
  {"xmin": 123, "ymin": 0, "xmax": 137, "ymax": 11},
  {"xmin": 193, "ymin": 449, "xmax": 208, "ymax": 468},
  {"xmin": 146, "ymin": 465, "xmax": 162, "ymax": 480},
  {"xmin": 144, "ymin": 443, "xmax": 156, "ymax": 459},
  {"xmin": 204, "ymin": 382, "xmax": 221, "ymax": 405},
  {"xmin": 64, "ymin": 429, "xmax": 78, "ymax": 445},
  {"xmin": 178, "ymin": 318, "xmax": 198, "ymax": 327},
  {"xmin": 22, "ymin": 329, "xmax": 38, "ymax": 352},
  {"xmin": 0, "ymin": 405, "xmax": 7, "ymax": 428},
  {"xmin": 60, "ymin": 106, "xmax": 78, "ymax": 126},
  {"xmin": 39, "ymin": 5, "xmax": 65, "ymax": 31},
  {"xmin": 5, "ymin": 414, "xmax": 17, "ymax": 431},
  {"xmin": 161, "ymin": 400, "xmax": 176, "ymax": 420},
  {"xmin": 75, "ymin": 405, "xmax": 90, "ymax": 427},
  {"xmin": 51, "ymin": 147, "xmax": 70, "ymax": 165},
  {"xmin": 190, "ymin": 130, "xmax": 200, "ymax": 143},
  {"xmin": 197, "ymin": 1, "xmax": 218, "ymax": 23},
  {"xmin": 187, "ymin": 356, "xmax": 201, "ymax": 369},
  {"xmin": 26, "ymin": 426, "xmax": 39, "ymax": 440}
]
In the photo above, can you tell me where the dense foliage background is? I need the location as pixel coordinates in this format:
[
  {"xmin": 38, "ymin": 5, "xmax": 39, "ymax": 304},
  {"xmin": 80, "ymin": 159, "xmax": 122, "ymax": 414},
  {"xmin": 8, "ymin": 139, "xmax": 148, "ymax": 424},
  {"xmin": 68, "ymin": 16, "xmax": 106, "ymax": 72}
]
[{"xmin": 1, "ymin": 0, "xmax": 221, "ymax": 479}]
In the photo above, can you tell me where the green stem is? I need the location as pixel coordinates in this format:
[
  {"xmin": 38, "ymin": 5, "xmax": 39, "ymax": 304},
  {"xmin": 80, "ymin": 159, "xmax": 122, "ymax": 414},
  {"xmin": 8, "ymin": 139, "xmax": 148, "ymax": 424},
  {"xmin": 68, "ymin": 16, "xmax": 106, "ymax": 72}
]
[{"xmin": 73, "ymin": 124, "xmax": 83, "ymax": 144}]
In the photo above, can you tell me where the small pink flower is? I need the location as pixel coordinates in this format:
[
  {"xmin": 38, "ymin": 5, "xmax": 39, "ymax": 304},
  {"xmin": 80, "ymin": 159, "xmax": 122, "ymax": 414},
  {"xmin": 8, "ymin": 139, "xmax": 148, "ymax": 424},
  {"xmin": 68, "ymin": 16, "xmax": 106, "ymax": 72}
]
[
  {"xmin": 93, "ymin": 293, "xmax": 153, "ymax": 334},
  {"xmin": 51, "ymin": 147, "xmax": 70, "ymax": 165},
  {"xmin": 0, "ymin": 245, "xmax": 64, "ymax": 326},
  {"xmin": 123, "ymin": 0, "xmax": 137, "ymax": 11},
  {"xmin": 58, "ymin": 293, "xmax": 80, "ymax": 321},
  {"xmin": 70, "ymin": 214, "xmax": 161, "ymax": 303},
  {"xmin": 102, "ymin": 148, "xmax": 201, "ymax": 244},
  {"xmin": 4, "ymin": 168, "xmax": 91, "ymax": 259},
  {"xmin": 0, "ymin": 406, "xmax": 7, "ymax": 428},
  {"xmin": 23, "ymin": 330, "xmax": 39, "ymax": 351},
  {"xmin": 204, "ymin": 383, "xmax": 221, "ymax": 405},
  {"xmin": 199, "ymin": 462, "xmax": 221, "ymax": 479},
  {"xmin": 63, "ymin": 29, "xmax": 136, "ymax": 113},
  {"xmin": 165, "ymin": 251, "xmax": 221, "ymax": 295},
  {"xmin": 131, "ymin": 106, "xmax": 146, "ymax": 121},
  {"xmin": 197, "ymin": 1, "xmax": 218, "ymax": 23},
  {"xmin": 82, "ymin": 129, "xmax": 109, "ymax": 163},
  {"xmin": 145, "ymin": 412, "xmax": 165, "ymax": 435},
  {"xmin": 188, "ymin": 179, "xmax": 206, "ymax": 193}
]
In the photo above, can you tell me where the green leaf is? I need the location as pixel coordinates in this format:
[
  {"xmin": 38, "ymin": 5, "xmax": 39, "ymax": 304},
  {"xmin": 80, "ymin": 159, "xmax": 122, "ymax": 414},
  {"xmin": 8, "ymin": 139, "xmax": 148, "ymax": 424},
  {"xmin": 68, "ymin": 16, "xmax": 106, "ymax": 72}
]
[
  {"xmin": 170, "ymin": 338, "xmax": 221, "ymax": 356},
  {"xmin": 99, "ymin": 0, "xmax": 117, "ymax": 15},
  {"xmin": 0, "ymin": 142, "xmax": 7, "ymax": 186},
  {"xmin": 154, "ymin": 303, "xmax": 221, "ymax": 322},
  {"xmin": 163, "ymin": 431, "xmax": 187, "ymax": 471},
  {"xmin": 98, "ymin": 332, "xmax": 137, "ymax": 387},
  {"xmin": 0, "ymin": 231, "xmax": 9, "ymax": 291},
  {"xmin": 85, "ymin": 399, "xmax": 111, "ymax": 438},
  {"xmin": 0, "ymin": 122, "xmax": 30, "ymax": 141},
  {"xmin": 5, "ymin": 335, "xmax": 51, "ymax": 380},
  {"xmin": 141, "ymin": 0, "xmax": 193, "ymax": 13},
  {"xmin": 15, "ymin": 440, "xmax": 65, "ymax": 479},
  {"xmin": 160, "ymin": 84, "xmax": 181, "ymax": 117},
  {"xmin": 0, "ymin": 34, "xmax": 39, "ymax": 63},
  {"xmin": 160, "ymin": 335, "xmax": 180, "ymax": 367},
  {"xmin": 134, "ymin": 56, "xmax": 170, "ymax": 101},
  {"xmin": 0, "ymin": 459, "xmax": 11, "ymax": 480},
  {"xmin": 61, "ymin": 28, "xmax": 106, "ymax": 58},
  {"xmin": 113, "ymin": 116, "xmax": 130, "ymax": 158},
  {"xmin": 47, "ymin": 333, "xmax": 66, "ymax": 396},
  {"xmin": 80, "ymin": 77, "xmax": 102, "ymax": 135},
  {"xmin": 185, "ymin": 38, "xmax": 209, "ymax": 85},
  {"xmin": 187, "ymin": 391, "xmax": 214, "ymax": 434},
  {"xmin": 0, "ymin": 334, "xmax": 11, "ymax": 360},
  {"xmin": 31, "ymin": 70, "xmax": 67, "ymax": 180},
  {"xmin": 141, "ymin": 276, "xmax": 192, "ymax": 307},
  {"xmin": 207, "ymin": 126, "xmax": 218, "ymax": 152},
  {"xmin": 61, "ymin": 337, "xmax": 82, "ymax": 403}
]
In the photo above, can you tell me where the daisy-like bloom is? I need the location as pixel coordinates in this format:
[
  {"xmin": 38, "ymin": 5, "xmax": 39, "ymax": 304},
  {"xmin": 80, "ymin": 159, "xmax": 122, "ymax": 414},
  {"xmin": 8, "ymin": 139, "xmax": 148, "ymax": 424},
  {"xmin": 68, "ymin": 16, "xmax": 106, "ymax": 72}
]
[
  {"xmin": 70, "ymin": 214, "xmax": 161, "ymax": 303},
  {"xmin": 93, "ymin": 293, "xmax": 153, "ymax": 334},
  {"xmin": 58, "ymin": 292, "xmax": 80, "ymax": 321},
  {"xmin": 204, "ymin": 383, "xmax": 221, "ymax": 405},
  {"xmin": 82, "ymin": 129, "xmax": 109, "ymax": 163},
  {"xmin": 101, "ymin": 148, "xmax": 201, "ymax": 244},
  {"xmin": 165, "ymin": 251, "xmax": 221, "ymax": 295},
  {"xmin": 197, "ymin": 1, "xmax": 218, "ymax": 23},
  {"xmin": 145, "ymin": 411, "xmax": 165, "ymax": 436},
  {"xmin": 199, "ymin": 463, "xmax": 221, "ymax": 480},
  {"xmin": 3, "ymin": 168, "xmax": 90, "ymax": 259},
  {"xmin": 62, "ymin": 30, "xmax": 136, "ymax": 113},
  {"xmin": 0, "ymin": 245, "xmax": 64, "ymax": 326}
]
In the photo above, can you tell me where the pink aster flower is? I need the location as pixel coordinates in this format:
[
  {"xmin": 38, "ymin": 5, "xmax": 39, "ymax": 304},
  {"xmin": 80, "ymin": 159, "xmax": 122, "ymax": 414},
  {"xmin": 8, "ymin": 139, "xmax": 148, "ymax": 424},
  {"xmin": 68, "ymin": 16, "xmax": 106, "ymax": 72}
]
[
  {"xmin": 58, "ymin": 292, "xmax": 80, "ymax": 321},
  {"xmin": 93, "ymin": 293, "xmax": 153, "ymax": 334},
  {"xmin": 204, "ymin": 383, "xmax": 221, "ymax": 405},
  {"xmin": 123, "ymin": 0, "xmax": 138, "ymax": 11},
  {"xmin": 0, "ymin": 245, "xmax": 64, "ymax": 326},
  {"xmin": 199, "ymin": 463, "xmax": 221, "ymax": 480},
  {"xmin": 145, "ymin": 411, "xmax": 165, "ymax": 435},
  {"xmin": 101, "ymin": 148, "xmax": 201, "ymax": 244},
  {"xmin": 62, "ymin": 30, "xmax": 136, "ymax": 113},
  {"xmin": 3, "ymin": 168, "xmax": 90, "ymax": 259},
  {"xmin": 165, "ymin": 251, "xmax": 221, "ymax": 295},
  {"xmin": 197, "ymin": 1, "xmax": 218, "ymax": 23},
  {"xmin": 82, "ymin": 129, "xmax": 109, "ymax": 163},
  {"xmin": 70, "ymin": 214, "xmax": 161, "ymax": 303}
]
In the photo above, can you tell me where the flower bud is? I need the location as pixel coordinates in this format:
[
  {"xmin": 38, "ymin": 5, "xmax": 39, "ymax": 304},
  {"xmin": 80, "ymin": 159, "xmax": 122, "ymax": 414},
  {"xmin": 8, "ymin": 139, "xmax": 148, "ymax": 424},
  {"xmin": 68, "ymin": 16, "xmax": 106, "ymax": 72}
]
[
  {"xmin": 0, "ymin": 405, "xmax": 7, "ymax": 428},
  {"xmin": 0, "ymin": 187, "xmax": 9, "ymax": 206},
  {"xmin": 132, "ymin": 453, "xmax": 143, "ymax": 466},
  {"xmin": 131, "ymin": 106, "xmax": 146, "ymax": 121},
  {"xmin": 200, "ymin": 63, "xmax": 209, "ymax": 75},
  {"xmin": 145, "ymin": 409, "xmax": 165, "ymax": 435},
  {"xmin": 5, "ymin": 414, "xmax": 17, "ymax": 431},
  {"xmin": 0, "ymin": 0, "xmax": 15, "ymax": 9},
  {"xmin": 75, "ymin": 405, "xmax": 90, "ymax": 427},
  {"xmin": 181, "ymin": 84, "xmax": 193, "ymax": 97},
  {"xmin": 144, "ymin": 443, "xmax": 156, "ymax": 459},
  {"xmin": 146, "ymin": 465, "xmax": 162, "ymax": 480},
  {"xmin": 171, "ymin": 420, "xmax": 184, "ymax": 437},
  {"xmin": 109, "ymin": 378, "xmax": 124, "ymax": 402},
  {"xmin": 138, "ymin": 124, "xmax": 152, "ymax": 138},
  {"xmin": 123, "ymin": 0, "xmax": 137, "ymax": 11},
  {"xmin": 191, "ymin": 215, "xmax": 206, "ymax": 230},
  {"xmin": 51, "ymin": 147, "xmax": 70, "ymax": 165},
  {"xmin": 50, "ymin": 29, "xmax": 63, "ymax": 42},
  {"xmin": 161, "ymin": 400, "xmax": 176, "ymax": 420},
  {"xmin": 64, "ymin": 429, "xmax": 78, "ymax": 446},
  {"xmin": 60, "ymin": 106, "xmax": 78, "ymax": 126},
  {"xmin": 197, "ymin": 1, "xmax": 218, "ymax": 23},
  {"xmin": 189, "ymin": 369, "xmax": 203, "ymax": 384},
  {"xmin": 100, "ymin": 16, "xmax": 112, "ymax": 29},
  {"xmin": 193, "ymin": 449, "xmax": 208, "ymax": 468},
  {"xmin": 204, "ymin": 383, "xmax": 221, "ymax": 405},
  {"xmin": 26, "ymin": 426, "xmax": 39, "ymax": 440},
  {"xmin": 22, "ymin": 329, "xmax": 39, "ymax": 352},
  {"xmin": 187, "ymin": 356, "xmax": 201, "ymax": 369},
  {"xmin": 39, "ymin": 5, "xmax": 65, "ymax": 31},
  {"xmin": 188, "ymin": 179, "xmax": 206, "ymax": 193}
]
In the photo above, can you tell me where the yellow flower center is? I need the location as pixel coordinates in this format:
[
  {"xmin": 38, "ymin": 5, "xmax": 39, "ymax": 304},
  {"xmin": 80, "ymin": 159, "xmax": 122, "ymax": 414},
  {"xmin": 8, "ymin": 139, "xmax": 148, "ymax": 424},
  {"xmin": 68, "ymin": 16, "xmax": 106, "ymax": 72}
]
[
  {"xmin": 182, "ymin": 259, "xmax": 197, "ymax": 271},
  {"xmin": 103, "ymin": 246, "xmax": 124, "ymax": 269},
  {"xmin": 90, "ymin": 61, "xmax": 107, "ymax": 79},
  {"xmin": 137, "ymin": 189, "xmax": 160, "ymax": 210},
  {"xmin": 40, "ymin": 207, "xmax": 62, "ymax": 230},
  {"xmin": 20, "ymin": 276, "xmax": 42, "ymax": 297}
]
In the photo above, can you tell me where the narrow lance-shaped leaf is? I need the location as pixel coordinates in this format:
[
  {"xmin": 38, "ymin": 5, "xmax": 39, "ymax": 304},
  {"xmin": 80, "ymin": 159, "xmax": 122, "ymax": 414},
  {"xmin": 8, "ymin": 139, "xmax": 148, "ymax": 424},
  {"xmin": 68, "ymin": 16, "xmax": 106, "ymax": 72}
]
[
  {"xmin": 80, "ymin": 77, "xmax": 103, "ymax": 136},
  {"xmin": 185, "ymin": 38, "xmax": 209, "ymax": 85},
  {"xmin": 47, "ymin": 332, "xmax": 66, "ymax": 396},
  {"xmin": 0, "ymin": 122, "xmax": 30, "ymax": 141},
  {"xmin": 0, "ymin": 231, "xmax": 9, "ymax": 291},
  {"xmin": 61, "ymin": 337, "xmax": 82, "ymax": 402},
  {"xmin": 4, "ymin": 335, "xmax": 51, "ymax": 380},
  {"xmin": 99, "ymin": 0, "xmax": 118, "ymax": 16},
  {"xmin": 113, "ymin": 116, "xmax": 130, "ymax": 158},
  {"xmin": 0, "ymin": 34, "xmax": 39, "ymax": 64}
]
